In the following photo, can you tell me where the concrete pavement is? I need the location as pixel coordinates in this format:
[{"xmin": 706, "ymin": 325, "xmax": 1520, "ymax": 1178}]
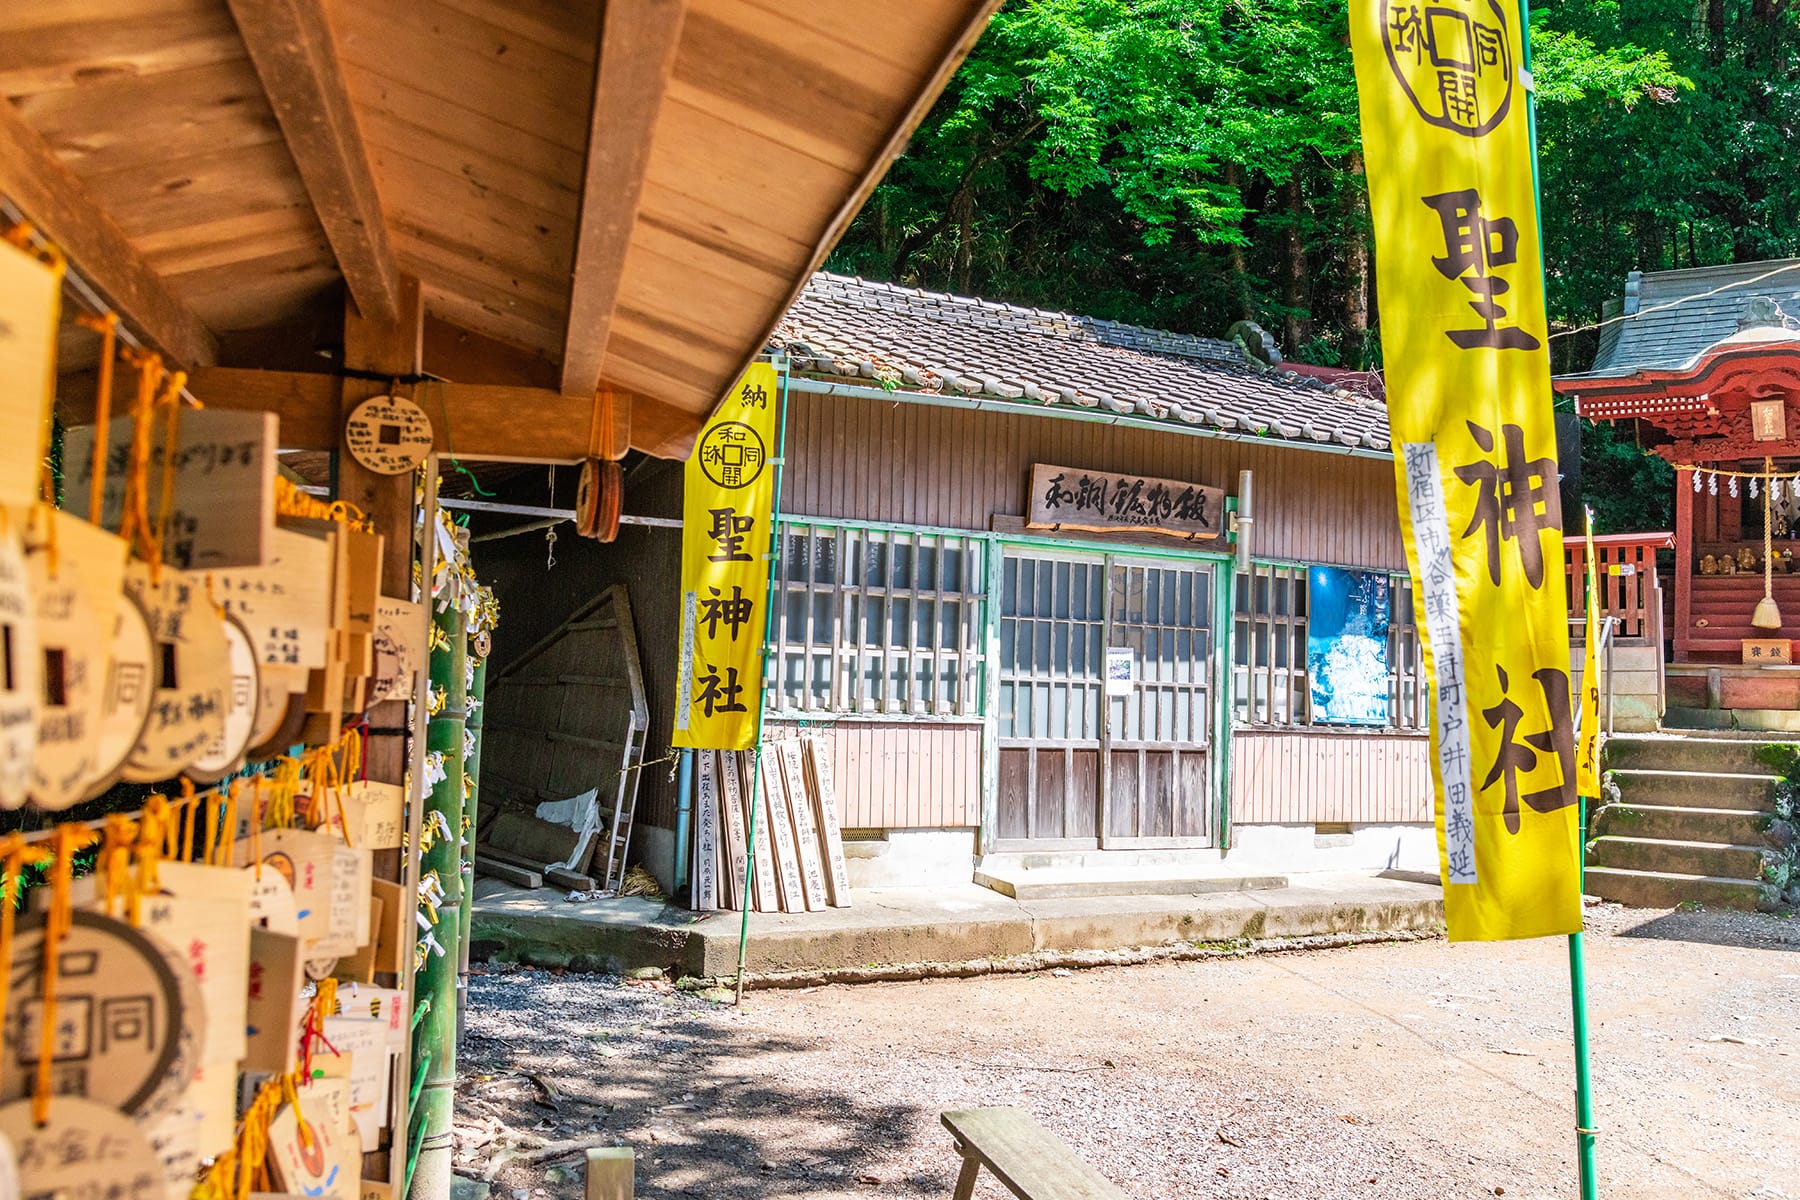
[{"xmin": 468, "ymin": 871, "xmax": 1445, "ymax": 980}]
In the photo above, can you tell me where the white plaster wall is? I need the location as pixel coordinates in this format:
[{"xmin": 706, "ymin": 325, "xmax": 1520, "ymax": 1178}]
[
  {"xmin": 1225, "ymin": 822, "xmax": 1438, "ymax": 875},
  {"xmin": 842, "ymin": 828, "xmax": 978, "ymax": 889}
]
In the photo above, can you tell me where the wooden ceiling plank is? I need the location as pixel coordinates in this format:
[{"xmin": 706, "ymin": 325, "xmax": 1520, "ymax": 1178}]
[
  {"xmin": 559, "ymin": 0, "xmax": 688, "ymax": 400},
  {"xmin": 713, "ymin": 0, "xmax": 1005, "ymax": 416},
  {"xmin": 228, "ymin": 0, "xmax": 400, "ymax": 323},
  {"xmin": 77, "ymin": 139, "xmax": 319, "ymax": 240},
  {"xmin": 0, "ymin": 96, "xmax": 217, "ymax": 367},
  {"xmin": 0, "ymin": 6, "xmax": 244, "ymax": 97}
]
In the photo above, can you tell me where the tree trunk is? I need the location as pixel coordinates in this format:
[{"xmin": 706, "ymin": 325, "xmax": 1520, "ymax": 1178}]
[
  {"xmin": 953, "ymin": 183, "xmax": 974, "ymax": 294},
  {"xmin": 1282, "ymin": 175, "xmax": 1310, "ymax": 357},
  {"xmin": 1225, "ymin": 163, "xmax": 1254, "ymax": 322},
  {"xmin": 1343, "ymin": 152, "xmax": 1371, "ymax": 367}
]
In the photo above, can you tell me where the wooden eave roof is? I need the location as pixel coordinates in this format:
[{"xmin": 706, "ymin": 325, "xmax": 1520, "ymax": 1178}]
[{"xmin": 1, "ymin": 0, "xmax": 999, "ymax": 458}]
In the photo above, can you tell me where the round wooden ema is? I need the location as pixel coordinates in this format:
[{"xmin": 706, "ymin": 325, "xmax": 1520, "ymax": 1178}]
[
  {"xmin": 81, "ymin": 590, "xmax": 157, "ymax": 800},
  {"xmin": 246, "ymin": 691, "xmax": 307, "ymax": 762},
  {"xmin": 248, "ymin": 662, "xmax": 304, "ymax": 753},
  {"xmin": 119, "ymin": 563, "xmax": 230, "ymax": 783},
  {"xmin": 186, "ymin": 612, "xmax": 261, "ymax": 783},
  {"xmin": 0, "ymin": 1097, "xmax": 164, "ymax": 1200},
  {"xmin": 472, "ymin": 629, "xmax": 492, "ymax": 659},
  {"xmin": 0, "ymin": 523, "xmax": 41, "ymax": 810},
  {"xmin": 0, "ymin": 910, "xmax": 204, "ymax": 1122},
  {"xmin": 304, "ymin": 955, "xmax": 339, "ymax": 981},
  {"xmin": 574, "ymin": 457, "xmax": 623, "ymax": 541},
  {"xmin": 22, "ymin": 531, "xmax": 106, "ymax": 810},
  {"xmin": 344, "ymin": 393, "xmax": 433, "ymax": 475}
]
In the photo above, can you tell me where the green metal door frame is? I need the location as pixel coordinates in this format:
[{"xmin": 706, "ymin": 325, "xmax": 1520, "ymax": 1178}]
[{"xmin": 983, "ymin": 530, "xmax": 1236, "ymax": 855}]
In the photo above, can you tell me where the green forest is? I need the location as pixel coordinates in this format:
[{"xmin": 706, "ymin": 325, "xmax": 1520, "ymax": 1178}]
[{"xmin": 825, "ymin": 0, "xmax": 1800, "ymax": 532}]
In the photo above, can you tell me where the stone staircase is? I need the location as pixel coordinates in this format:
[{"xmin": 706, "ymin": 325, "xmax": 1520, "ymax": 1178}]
[{"xmin": 1587, "ymin": 734, "xmax": 1795, "ymax": 911}]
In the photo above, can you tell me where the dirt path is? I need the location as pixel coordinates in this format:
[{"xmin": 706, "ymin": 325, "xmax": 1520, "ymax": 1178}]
[{"xmin": 456, "ymin": 903, "xmax": 1800, "ymax": 1200}]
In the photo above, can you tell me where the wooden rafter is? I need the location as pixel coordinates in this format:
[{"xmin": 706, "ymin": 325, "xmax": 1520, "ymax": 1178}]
[
  {"xmin": 0, "ymin": 97, "xmax": 218, "ymax": 369},
  {"xmin": 559, "ymin": 0, "xmax": 689, "ymax": 400},
  {"xmin": 228, "ymin": 0, "xmax": 400, "ymax": 324},
  {"xmin": 721, "ymin": 0, "xmax": 1006, "ymax": 410}
]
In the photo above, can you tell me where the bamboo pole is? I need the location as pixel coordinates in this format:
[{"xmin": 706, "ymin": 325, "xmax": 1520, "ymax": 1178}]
[
  {"xmin": 457, "ymin": 650, "xmax": 487, "ymax": 1047},
  {"xmin": 409, "ymin": 584, "xmax": 467, "ymax": 1200}
]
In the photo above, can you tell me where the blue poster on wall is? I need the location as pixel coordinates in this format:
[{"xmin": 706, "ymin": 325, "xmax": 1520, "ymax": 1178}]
[{"xmin": 1307, "ymin": 567, "xmax": 1391, "ymax": 726}]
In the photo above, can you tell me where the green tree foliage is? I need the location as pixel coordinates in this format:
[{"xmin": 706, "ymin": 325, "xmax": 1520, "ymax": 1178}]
[{"xmin": 827, "ymin": 0, "xmax": 1794, "ymax": 526}]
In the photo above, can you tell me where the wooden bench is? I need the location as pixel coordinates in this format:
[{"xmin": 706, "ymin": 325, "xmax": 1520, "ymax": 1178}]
[{"xmin": 941, "ymin": 1108, "xmax": 1127, "ymax": 1200}]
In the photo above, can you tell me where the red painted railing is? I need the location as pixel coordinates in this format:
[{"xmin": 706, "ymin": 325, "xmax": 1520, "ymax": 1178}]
[{"xmin": 1564, "ymin": 532, "xmax": 1673, "ymax": 642}]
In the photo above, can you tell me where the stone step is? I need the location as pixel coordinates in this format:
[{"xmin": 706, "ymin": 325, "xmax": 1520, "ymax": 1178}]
[
  {"xmin": 1591, "ymin": 803, "xmax": 1771, "ymax": 844},
  {"xmin": 1582, "ymin": 865, "xmax": 1774, "ymax": 912},
  {"xmin": 1605, "ymin": 735, "xmax": 1784, "ymax": 775},
  {"xmin": 1585, "ymin": 835, "xmax": 1768, "ymax": 880},
  {"xmin": 972, "ymin": 865, "xmax": 1286, "ymax": 901},
  {"xmin": 1666, "ymin": 706, "xmax": 1800, "ymax": 733},
  {"xmin": 1610, "ymin": 768, "xmax": 1780, "ymax": 811}
]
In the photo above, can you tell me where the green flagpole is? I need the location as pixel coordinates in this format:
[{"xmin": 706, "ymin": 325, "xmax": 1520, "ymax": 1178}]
[
  {"xmin": 734, "ymin": 357, "xmax": 790, "ymax": 1005},
  {"xmin": 1516, "ymin": 0, "xmax": 1599, "ymax": 1191}
]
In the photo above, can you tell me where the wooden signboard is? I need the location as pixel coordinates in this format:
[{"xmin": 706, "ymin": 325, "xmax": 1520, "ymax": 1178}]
[
  {"xmin": 774, "ymin": 739, "xmax": 828, "ymax": 911},
  {"xmin": 370, "ymin": 598, "xmax": 424, "ymax": 704},
  {"xmin": 245, "ymin": 927, "xmax": 305, "ymax": 1074},
  {"xmin": 691, "ymin": 751, "xmax": 720, "ymax": 911},
  {"xmin": 0, "ymin": 240, "xmax": 59, "ymax": 509},
  {"xmin": 213, "ymin": 525, "xmax": 334, "ymax": 669},
  {"xmin": 759, "ymin": 752, "xmax": 806, "ymax": 912},
  {"xmin": 717, "ymin": 747, "xmax": 750, "ymax": 910},
  {"xmin": 802, "ymin": 736, "xmax": 852, "ymax": 907},
  {"xmin": 1027, "ymin": 463, "xmax": 1224, "ymax": 540},
  {"xmin": 65, "ymin": 410, "xmax": 278, "ymax": 570}
]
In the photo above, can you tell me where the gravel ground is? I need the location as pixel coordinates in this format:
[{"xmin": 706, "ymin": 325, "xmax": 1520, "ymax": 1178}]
[{"xmin": 455, "ymin": 901, "xmax": 1800, "ymax": 1200}]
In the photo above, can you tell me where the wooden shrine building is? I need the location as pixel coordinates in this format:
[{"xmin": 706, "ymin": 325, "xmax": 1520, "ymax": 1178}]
[{"xmin": 1554, "ymin": 260, "xmax": 1800, "ymax": 676}]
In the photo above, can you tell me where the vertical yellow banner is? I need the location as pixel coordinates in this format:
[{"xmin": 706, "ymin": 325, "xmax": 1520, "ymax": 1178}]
[
  {"xmin": 1351, "ymin": 0, "xmax": 1582, "ymax": 939},
  {"xmin": 673, "ymin": 362, "xmax": 780, "ymax": 750}
]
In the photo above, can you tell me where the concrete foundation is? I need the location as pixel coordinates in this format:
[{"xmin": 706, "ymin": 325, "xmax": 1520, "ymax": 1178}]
[
  {"xmin": 468, "ymin": 871, "xmax": 1445, "ymax": 979},
  {"xmin": 1225, "ymin": 822, "xmax": 1439, "ymax": 875},
  {"xmin": 842, "ymin": 828, "xmax": 977, "ymax": 889}
]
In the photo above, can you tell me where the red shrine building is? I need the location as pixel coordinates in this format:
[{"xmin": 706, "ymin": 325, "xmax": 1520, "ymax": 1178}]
[{"xmin": 1555, "ymin": 258, "xmax": 1800, "ymax": 710}]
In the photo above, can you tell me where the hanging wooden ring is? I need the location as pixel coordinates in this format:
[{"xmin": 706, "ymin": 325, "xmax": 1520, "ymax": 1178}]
[{"xmin": 575, "ymin": 458, "xmax": 623, "ymax": 542}]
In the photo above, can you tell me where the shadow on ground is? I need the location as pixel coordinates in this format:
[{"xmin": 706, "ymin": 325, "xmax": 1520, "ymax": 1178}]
[{"xmin": 457, "ymin": 969, "xmax": 944, "ymax": 1198}]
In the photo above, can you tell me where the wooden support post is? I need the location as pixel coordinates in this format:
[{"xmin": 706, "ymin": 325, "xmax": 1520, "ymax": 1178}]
[
  {"xmin": 336, "ymin": 276, "xmax": 427, "ymax": 1187},
  {"xmin": 1675, "ymin": 468, "xmax": 1694, "ymax": 663},
  {"xmin": 585, "ymin": 1148, "xmax": 635, "ymax": 1200}
]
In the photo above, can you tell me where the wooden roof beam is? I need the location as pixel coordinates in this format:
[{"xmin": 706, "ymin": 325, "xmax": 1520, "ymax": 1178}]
[
  {"xmin": 559, "ymin": 0, "xmax": 688, "ymax": 401},
  {"xmin": 229, "ymin": 0, "xmax": 400, "ymax": 324},
  {"xmin": 0, "ymin": 97, "xmax": 218, "ymax": 369}
]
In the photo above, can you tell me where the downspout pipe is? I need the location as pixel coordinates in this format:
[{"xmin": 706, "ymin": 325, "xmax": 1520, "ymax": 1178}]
[{"xmin": 673, "ymin": 748, "xmax": 694, "ymax": 893}]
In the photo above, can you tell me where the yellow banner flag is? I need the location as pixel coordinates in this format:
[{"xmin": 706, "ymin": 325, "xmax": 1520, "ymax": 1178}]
[
  {"xmin": 673, "ymin": 362, "xmax": 781, "ymax": 751},
  {"xmin": 1576, "ymin": 512, "xmax": 1602, "ymax": 797},
  {"xmin": 1351, "ymin": 0, "xmax": 1581, "ymax": 940}
]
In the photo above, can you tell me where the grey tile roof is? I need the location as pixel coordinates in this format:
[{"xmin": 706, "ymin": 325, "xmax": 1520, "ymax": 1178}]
[
  {"xmin": 772, "ymin": 273, "xmax": 1392, "ymax": 451},
  {"xmin": 1573, "ymin": 259, "xmax": 1800, "ymax": 378}
]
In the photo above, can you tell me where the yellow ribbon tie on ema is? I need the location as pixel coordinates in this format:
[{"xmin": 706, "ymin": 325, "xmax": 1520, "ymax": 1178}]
[
  {"xmin": 1350, "ymin": 0, "xmax": 1582, "ymax": 940},
  {"xmin": 673, "ymin": 362, "xmax": 781, "ymax": 751}
]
